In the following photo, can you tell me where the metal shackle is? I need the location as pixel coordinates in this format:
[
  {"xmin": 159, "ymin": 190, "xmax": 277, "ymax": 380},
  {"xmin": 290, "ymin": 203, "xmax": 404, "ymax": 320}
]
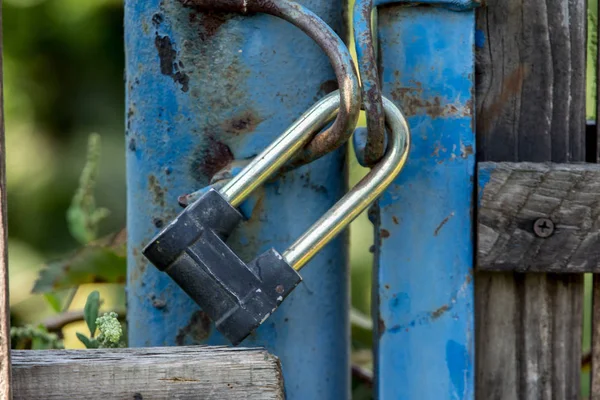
[
  {"xmin": 282, "ymin": 95, "xmax": 410, "ymax": 270},
  {"xmin": 220, "ymin": 93, "xmax": 411, "ymax": 269}
]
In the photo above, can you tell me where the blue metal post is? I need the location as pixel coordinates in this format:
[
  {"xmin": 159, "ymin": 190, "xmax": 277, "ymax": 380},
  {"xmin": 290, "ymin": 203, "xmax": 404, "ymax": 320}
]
[
  {"xmin": 125, "ymin": 2, "xmax": 349, "ymax": 398},
  {"xmin": 374, "ymin": 3, "xmax": 476, "ymax": 398}
]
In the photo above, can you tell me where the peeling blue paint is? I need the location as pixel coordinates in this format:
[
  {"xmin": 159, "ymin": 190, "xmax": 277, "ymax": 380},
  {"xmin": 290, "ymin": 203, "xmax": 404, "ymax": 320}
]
[
  {"xmin": 374, "ymin": 5, "xmax": 475, "ymax": 399},
  {"xmin": 125, "ymin": 1, "xmax": 350, "ymax": 398}
]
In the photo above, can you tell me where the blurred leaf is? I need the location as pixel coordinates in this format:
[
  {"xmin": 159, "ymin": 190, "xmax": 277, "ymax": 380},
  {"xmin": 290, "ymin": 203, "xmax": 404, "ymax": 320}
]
[
  {"xmin": 67, "ymin": 133, "xmax": 110, "ymax": 245},
  {"xmin": 76, "ymin": 332, "xmax": 98, "ymax": 349},
  {"xmin": 32, "ymin": 229, "xmax": 126, "ymax": 293},
  {"xmin": 84, "ymin": 290, "xmax": 100, "ymax": 337},
  {"xmin": 43, "ymin": 293, "xmax": 62, "ymax": 313},
  {"xmin": 11, "ymin": 324, "xmax": 63, "ymax": 350}
]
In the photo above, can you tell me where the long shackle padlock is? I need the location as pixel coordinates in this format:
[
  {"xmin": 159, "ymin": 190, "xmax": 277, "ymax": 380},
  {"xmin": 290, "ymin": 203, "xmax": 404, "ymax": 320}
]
[{"xmin": 143, "ymin": 92, "xmax": 411, "ymax": 345}]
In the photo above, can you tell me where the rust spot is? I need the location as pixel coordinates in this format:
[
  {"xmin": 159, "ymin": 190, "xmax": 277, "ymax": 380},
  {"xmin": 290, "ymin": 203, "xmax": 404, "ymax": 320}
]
[
  {"xmin": 175, "ymin": 310, "xmax": 212, "ymax": 345},
  {"xmin": 129, "ymin": 138, "xmax": 136, "ymax": 152},
  {"xmin": 180, "ymin": 0, "xmax": 231, "ymax": 40},
  {"xmin": 191, "ymin": 137, "xmax": 234, "ymax": 182},
  {"xmin": 154, "ymin": 34, "xmax": 190, "ymax": 92},
  {"xmin": 378, "ymin": 318, "xmax": 386, "ymax": 337},
  {"xmin": 275, "ymin": 285, "xmax": 285, "ymax": 294},
  {"xmin": 199, "ymin": 13, "xmax": 229, "ymax": 39},
  {"xmin": 384, "ymin": 284, "xmax": 390, "ymax": 289},
  {"xmin": 152, "ymin": 13, "xmax": 164, "ymax": 26},
  {"xmin": 127, "ymin": 108, "xmax": 135, "ymax": 131},
  {"xmin": 150, "ymin": 294, "xmax": 167, "ymax": 310},
  {"xmin": 390, "ymin": 86, "xmax": 471, "ymax": 118},
  {"xmin": 431, "ymin": 304, "xmax": 450, "ymax": 320},
  {"xmin": 153, "ymin": 218, "xmax": 164, "ymax": 228},
  {"xmin": 222, "ymin": 110, "xmax": 263, "ymax": 135},
  {"xmin": 392, "ymin": 216, "xmax": 399, "ymax": 225},
  {"xmin": 148, "ymin": 175, "xmax": 165, "ymax": 207},
  {"xmin": 133, "ymin": 393, "xmax": 143, "ymax": 400},
  {"xmin": 461, "ymin": 144, "xmax": 474, "ymax": 159},
  {"xmin": 434, "ymin": 212, "xmax": 455, "ymax": 236},
  {"xmin": 380, "ymin": 229, "xmax": 390, "ymax": 238}
]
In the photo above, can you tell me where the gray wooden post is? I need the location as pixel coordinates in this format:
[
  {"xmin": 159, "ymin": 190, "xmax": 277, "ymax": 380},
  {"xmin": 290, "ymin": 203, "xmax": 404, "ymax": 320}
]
[{"xmin": 475, "ymin": 0, "xmax": 586, "ymax": 397}]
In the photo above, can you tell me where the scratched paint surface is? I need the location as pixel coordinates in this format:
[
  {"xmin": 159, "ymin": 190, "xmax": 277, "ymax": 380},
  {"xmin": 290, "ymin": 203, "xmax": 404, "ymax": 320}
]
[
  {"xmin": 375, "ymin": 6, "xmax": 475, "ymax": 399},
  {"xmin": 124, "ymin": 1, "xmax": 349, "ymax": 398}
]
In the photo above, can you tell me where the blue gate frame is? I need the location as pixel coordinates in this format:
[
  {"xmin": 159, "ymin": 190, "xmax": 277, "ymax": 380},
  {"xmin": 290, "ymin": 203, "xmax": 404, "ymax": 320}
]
[
  {"xmin": 125, "ymin": 1, "xmax": 350, "ymax": 398},
  {"xmin": 125, "ymin": 0, "xmax": 477, "ymax": 398},
  {"xmin": 373, "ymin": 2, "xmax": 477, "ymax": 398}
]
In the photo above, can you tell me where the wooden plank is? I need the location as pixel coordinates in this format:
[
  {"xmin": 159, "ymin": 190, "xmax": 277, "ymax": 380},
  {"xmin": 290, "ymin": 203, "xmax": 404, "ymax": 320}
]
[
  {"xmin": 478, "ymin": 162, "xmax": 600, "ymax": 273},
  {"xmin": 0, "ymin": 2, "xmax": 11, "ymax": 399},
  {"xmin": 11, "ymin": 346, "xmax": 284, "ymax": 399},
  {"xmin": 475, "ymin": 0, "xmax": 586, "ymax": 398}
]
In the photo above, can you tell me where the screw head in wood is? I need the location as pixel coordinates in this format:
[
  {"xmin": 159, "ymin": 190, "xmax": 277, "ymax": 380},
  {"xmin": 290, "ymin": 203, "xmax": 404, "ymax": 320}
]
[{"xmin": 533, "ymin": 218, "xmax": 554, "ymax": 238}]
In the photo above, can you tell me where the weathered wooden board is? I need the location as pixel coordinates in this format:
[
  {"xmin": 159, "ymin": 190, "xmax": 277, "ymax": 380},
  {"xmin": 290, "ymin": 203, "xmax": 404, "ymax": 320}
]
[
  {"xmin": 0, "ymin": 3, "xmax": 11, "ymax": 399},
  {"xmin": 478, "ymin": 162, "xmax": 600, "ymax": 273},
  {"xmin": 475, "ymin": 0, "xmax": 586, "ymax": 398},
  {"xmin": 11, "ymin": 346, "xmax": 284, "ymax": 400}
]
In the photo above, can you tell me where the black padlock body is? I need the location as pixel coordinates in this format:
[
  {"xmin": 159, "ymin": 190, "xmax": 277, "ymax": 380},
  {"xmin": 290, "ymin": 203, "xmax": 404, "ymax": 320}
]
[{"xmin": 143, "ymin": 188, "xmax": 302, "ymax": 345}]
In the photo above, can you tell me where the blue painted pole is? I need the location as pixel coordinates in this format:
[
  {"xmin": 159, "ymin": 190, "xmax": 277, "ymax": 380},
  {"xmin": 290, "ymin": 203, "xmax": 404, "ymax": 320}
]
[
  {"xmin": 374, "ymin": 4, "xmax": 476, "ymax": 399},
  {"xmin": 125, "ymin": 2, "xmax": 349, "ymax": 398}
]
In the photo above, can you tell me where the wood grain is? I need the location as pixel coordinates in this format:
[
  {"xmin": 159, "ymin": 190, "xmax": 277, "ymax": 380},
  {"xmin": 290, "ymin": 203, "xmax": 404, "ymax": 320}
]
[
  {"xmin": 478, "ymin": 162, "xmax": 600, "ymax": 273},
  {"xmin": 0, "ymin": 3, "xmax": 11, "ymax": 399},
  {"xmin": 475, "ymin": 0, "xmax": 586, "ymax": 398},
  {"xmin": 11, "ymin": 346, "xmax": 284, "ymax": 399}
]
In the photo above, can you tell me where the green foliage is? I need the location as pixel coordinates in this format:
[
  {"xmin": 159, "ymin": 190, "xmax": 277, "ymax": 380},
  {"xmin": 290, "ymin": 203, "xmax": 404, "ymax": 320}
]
[
  {"xmin": 43, "ymin": 293, "xmax": 63, "ymax": 313},
  {"xmin": 11, "ymin": 324, "xmax": 64, "ymax": 350},
  {"xmin": 32, "ymin": 230, "xmax": 126, "ymax": 293},
  {"xmin": 32, "ymin": 134, "xmax": 125, "ymax": 298},
  {"xmin": 67, "ymin": 133, "xmax": 110, "ymax": 245},
  {"xmin": 77, "ymin": 292, "xmax": 124, "ymax": 349},
  {"xmin": 76, "ymin": 332, "xmax": 99, "ymax": 349},
  {"xmin": 83, "ymin": 290, "xmax": 100, "ymax": 337},
  {"xmin": 95, "ymin": 312, "xmax": 123, "ymax": 348}
]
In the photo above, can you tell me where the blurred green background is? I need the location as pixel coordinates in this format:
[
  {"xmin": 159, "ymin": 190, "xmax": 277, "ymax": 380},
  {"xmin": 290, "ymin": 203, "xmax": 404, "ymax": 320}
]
[
  {"xmin": 5, "ymin": 0, "xmax": 127, "ymax": 327},
  {"xmin": 2, "ymin": 0, "xmax": 598, "ymax": 397}
]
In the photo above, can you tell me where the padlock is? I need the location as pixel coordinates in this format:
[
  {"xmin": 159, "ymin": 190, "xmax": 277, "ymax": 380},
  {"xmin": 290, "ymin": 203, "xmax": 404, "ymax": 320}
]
[{"xmin": 143, "ymin": 92, "xmax": 411, "ymax": 345}]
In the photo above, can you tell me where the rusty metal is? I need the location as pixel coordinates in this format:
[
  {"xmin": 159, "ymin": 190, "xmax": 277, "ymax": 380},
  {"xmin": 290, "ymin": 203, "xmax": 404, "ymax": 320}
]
[
  {"xmin": 182, "ymin": 0, "xmax": 361, "ymax": 167},
  {"xmin": 354, "ymin": 0, "xmax": 386, "ymax": 166},
  {"xmin": 533, "ymin": 218, "xmax": 555, "ymax": 238}
]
